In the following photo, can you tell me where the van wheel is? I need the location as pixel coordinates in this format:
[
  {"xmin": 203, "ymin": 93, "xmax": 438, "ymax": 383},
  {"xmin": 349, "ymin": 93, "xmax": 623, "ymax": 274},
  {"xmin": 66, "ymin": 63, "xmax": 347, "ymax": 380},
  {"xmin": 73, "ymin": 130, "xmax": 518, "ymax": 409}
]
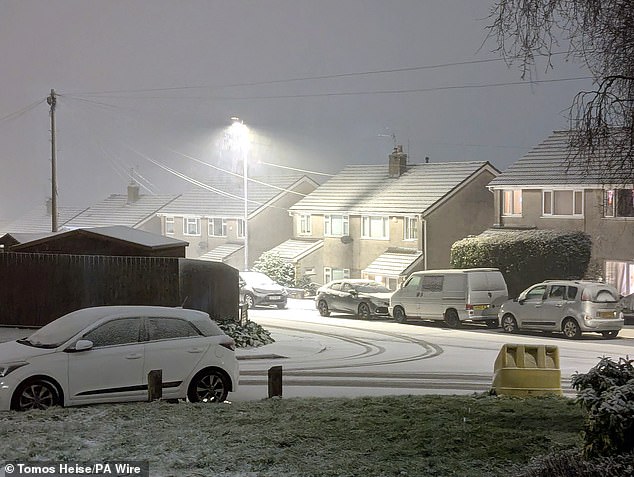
[
  {"xmin": 562, "ymin": 318, "xmax": 581, "ymax": 339},
  {"xmin": 393, "ymin": 307, "xmax": 407, "ymax": 323},
  {"xmin": 444, "ymin": 309, "xmax": 461, "ymax": 328}
]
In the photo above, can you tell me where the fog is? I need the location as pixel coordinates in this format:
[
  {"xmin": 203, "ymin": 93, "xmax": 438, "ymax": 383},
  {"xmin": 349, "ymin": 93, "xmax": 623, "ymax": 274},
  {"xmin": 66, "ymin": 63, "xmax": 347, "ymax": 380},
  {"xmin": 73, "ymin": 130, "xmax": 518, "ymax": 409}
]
[{"xmin": 0, "ymin": 0, "xmax": 591, "ymax": 222}]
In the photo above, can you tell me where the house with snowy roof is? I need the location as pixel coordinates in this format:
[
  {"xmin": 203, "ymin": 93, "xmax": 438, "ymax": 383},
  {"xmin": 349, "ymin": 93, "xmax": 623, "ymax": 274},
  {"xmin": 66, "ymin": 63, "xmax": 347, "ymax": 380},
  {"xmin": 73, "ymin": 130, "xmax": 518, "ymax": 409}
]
[
  {"xmin": 487, "ymin": 130, "xmax": 634, "ymax": 296},
  {"xmin": 283, "ymin": 146, "xmax": 499, "ymax": 290}
]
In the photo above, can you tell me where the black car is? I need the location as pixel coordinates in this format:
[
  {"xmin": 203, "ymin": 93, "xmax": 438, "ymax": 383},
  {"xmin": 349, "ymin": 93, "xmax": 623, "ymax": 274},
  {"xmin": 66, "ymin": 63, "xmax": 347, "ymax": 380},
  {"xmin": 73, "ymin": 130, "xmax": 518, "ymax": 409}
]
[{"xmin": 315, "ymin": 279, "xmax": 393, "ymax": 319}]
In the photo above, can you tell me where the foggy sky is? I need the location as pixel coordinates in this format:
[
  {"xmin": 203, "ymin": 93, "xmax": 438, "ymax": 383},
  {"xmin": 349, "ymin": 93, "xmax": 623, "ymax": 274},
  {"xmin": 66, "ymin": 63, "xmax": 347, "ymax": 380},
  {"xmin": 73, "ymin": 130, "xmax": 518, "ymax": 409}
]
[{"xmin": 0, "ymin": 0, "xmax": 592, "ymax": 222}]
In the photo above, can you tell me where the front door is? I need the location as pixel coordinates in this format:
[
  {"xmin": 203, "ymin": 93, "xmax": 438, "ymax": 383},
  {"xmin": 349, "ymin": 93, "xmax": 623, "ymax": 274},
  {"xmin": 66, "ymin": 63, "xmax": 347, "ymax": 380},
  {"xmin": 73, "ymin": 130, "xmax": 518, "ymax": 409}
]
[{"xmin": 517, "ymin": 284, "xmax": 548, "ymax": 328}]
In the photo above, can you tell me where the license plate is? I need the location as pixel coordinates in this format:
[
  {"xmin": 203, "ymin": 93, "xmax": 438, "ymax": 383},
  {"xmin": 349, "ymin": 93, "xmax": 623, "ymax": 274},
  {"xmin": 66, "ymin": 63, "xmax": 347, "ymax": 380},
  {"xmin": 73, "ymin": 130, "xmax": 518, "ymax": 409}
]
[
  {"xmin": 269, "ymin": 295, "xmax": 281, "ymax": 301},
  {"xmin": 473, "ymin": 305, "xmax": 489, "ymax": 311},
  {"xmin": 598, "ymin": 311, "xmax": 615, "ymax": 319}
]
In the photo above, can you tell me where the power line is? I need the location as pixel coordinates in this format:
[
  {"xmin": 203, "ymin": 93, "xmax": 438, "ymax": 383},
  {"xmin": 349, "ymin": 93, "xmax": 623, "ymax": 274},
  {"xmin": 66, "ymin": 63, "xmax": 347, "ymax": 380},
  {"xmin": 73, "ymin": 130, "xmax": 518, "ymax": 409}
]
[{"xmin": 0, "ymin": 99, "xmax": 46, "ymax": 122}]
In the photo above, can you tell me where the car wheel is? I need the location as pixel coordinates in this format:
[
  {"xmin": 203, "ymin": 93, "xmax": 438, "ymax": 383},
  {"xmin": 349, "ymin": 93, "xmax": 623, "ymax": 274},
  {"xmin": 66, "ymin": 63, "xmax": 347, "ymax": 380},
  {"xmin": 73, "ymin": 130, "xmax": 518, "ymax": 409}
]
[
  {"xmin": 444, "ymin": 309, "xmax": 461, "ymax": 328},
  {"xmin": 188, "ymin": 369, "xmax": 229, "ymax": 403},
  {"xmin": 276, "ymin": 303, "xmax": 287, "ymax": 310},
  {"xmin": 358, "ymin": 303, "xmax": 371, "ymax": 320},
  {"xmin": 562, "ymin": 318, "xmax": 582, "ymax": 339},
  {"xmin": 13, "ymin": 378, "xmax": 61, "ymax": 411},
  {"xmin": 317, "ymin": 300, "xmax": 330, "ymax": 317},
  {"xmin": 485, "ymin": 319, "xmax": 499, "ymax": 329},
  {"xmin": 501, "ymin": 314, "xmax": 518, "ymax": 333},
  {"xmin": 602, "ymin": 330, "xmax": 619, "ymax": 339},
  {"xmin": 393, "ymin": 306, "xmax": 407, "ymax": 323},
  {"xmin": 244, "ymin": 293, "xmax": 255, "ymax": 309}
]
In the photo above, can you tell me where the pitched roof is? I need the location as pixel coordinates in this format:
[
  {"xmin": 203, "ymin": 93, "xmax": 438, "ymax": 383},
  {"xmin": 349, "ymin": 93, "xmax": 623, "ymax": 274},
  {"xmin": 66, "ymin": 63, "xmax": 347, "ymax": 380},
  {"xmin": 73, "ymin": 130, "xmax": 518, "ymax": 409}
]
[
  {"xmin": 198, "ymin": 243, "xmax": 244, "ymax": 262},
  {"xmin": 488, "ymin": 130, "xmax": 634, "ymax": 188},
  {"xmin": 3, "ymin": 205, "xmax": 87, "ymax": 234},
  {"xmin": 160, "ymin": 174, "xmax": 317, "ymax": 217},
  {"xmin": 266, "ymin": 239, "xmax": 324, "ymax": 262},
  {"xmin": 11, "ymin": 225, "xmax": 188, "ymax": 251},
  {"xmin": 362, "ymin": 248, "xmax": 423, "ymax": 278},
  {"xmin": 289, "ymin": 161, "xmax": 496, "ymax": 215},
  {"xmin": 65, "ymin": 193, "xmax": 180, "ymax": 229}
]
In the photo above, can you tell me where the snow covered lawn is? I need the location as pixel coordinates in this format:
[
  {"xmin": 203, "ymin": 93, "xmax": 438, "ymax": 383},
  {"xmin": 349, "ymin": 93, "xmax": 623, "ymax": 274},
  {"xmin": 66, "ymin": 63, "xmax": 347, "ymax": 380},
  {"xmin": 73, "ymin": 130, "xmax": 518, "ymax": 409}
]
[{"xmin": 0, "ymin": 394, "xmax": 582, "ymax": 476}]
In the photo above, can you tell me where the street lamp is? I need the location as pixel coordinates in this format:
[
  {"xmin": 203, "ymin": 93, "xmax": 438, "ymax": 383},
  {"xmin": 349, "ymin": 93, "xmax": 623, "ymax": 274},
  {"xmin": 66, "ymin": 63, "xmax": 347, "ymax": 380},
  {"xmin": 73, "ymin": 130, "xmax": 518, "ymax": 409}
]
[{"xmin": 228, "ymin": 117, "xmax": 250, "ymax": 270}]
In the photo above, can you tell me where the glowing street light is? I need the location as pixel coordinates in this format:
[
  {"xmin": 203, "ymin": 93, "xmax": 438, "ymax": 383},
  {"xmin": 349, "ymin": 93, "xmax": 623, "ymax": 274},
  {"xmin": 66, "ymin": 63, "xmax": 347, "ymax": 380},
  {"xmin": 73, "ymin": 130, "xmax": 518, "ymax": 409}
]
[{"xmin": 228, "ymin": 117, "xmax": 250, "ymax": 270}]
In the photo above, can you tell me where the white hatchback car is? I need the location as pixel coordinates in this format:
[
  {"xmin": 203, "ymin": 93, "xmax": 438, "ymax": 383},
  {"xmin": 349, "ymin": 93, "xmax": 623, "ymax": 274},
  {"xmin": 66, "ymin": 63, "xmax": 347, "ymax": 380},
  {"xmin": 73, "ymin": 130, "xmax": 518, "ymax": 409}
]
[{"xmin": 0, "ymin": 306, "xmax": 239, "ymax": 411}]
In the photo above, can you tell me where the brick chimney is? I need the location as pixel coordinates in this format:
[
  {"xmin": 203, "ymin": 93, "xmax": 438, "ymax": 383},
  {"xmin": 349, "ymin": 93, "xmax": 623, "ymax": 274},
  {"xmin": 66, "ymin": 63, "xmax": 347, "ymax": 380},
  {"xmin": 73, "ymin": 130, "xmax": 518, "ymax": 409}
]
[
  {"xmin": 127, "ymin": 181, "xmax": 140, "ymax": 203},
  {"xmin": 388, "ymin": 145, "xmax": 408, "ymax": 178}
]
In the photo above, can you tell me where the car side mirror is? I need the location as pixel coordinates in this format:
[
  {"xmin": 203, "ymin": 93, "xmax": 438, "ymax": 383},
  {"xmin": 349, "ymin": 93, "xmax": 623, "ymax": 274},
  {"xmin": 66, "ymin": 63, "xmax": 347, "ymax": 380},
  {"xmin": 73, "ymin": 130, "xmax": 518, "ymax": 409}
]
[
  {"xmin": 349, "ymin": 290, "xmax": 358, "ymax": 296},
  {"xmin": 66, "ymin": 339, "xmax": 94, "ymax": 353},
  {"xmin": 518, "ymin": 298, "xmax": 525, "ymax": 305}
]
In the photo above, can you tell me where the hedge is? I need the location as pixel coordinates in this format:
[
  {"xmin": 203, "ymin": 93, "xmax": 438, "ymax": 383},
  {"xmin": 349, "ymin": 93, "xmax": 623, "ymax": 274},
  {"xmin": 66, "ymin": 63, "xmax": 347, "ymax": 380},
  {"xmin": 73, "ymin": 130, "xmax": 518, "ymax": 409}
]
[{"xmin": 450, "ymin": 229, "xmax": 592, "ymax": 297}]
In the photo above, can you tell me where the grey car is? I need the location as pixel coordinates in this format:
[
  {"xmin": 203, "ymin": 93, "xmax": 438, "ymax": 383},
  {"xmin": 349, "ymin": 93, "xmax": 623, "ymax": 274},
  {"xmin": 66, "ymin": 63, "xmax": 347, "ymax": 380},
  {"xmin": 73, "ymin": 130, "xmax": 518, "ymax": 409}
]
[
  {"xmin": 316, "ymin": 279, "xmax": 392, "ymax": 319},
  {"xmin": 498, "ymin": 280, "xmax": 624, "ymax": 339}
]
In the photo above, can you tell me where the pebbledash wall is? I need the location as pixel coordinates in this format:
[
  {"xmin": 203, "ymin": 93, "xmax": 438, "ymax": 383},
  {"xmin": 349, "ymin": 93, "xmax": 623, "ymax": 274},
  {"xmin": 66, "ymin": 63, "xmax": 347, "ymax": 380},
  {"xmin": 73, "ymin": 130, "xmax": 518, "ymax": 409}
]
[{"xmin": 0, "ymin": 252, "xmax": 238, "ymax": 327}]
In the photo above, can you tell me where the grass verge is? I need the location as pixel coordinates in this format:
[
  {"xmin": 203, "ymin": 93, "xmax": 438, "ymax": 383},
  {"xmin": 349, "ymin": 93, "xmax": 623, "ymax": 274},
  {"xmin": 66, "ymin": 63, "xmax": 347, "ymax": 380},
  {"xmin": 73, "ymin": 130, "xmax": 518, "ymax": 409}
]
[{"xmin": 0, "ymin": 394, "xmax": 583, "ymax": 477}]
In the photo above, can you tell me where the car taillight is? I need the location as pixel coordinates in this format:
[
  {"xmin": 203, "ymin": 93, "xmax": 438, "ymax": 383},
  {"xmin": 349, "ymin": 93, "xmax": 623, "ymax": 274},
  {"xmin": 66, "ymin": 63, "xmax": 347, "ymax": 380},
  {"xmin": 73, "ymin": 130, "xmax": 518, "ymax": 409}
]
[{"xmin": 220, "ymin": 339, "xmax": 236, "ymax": 351}]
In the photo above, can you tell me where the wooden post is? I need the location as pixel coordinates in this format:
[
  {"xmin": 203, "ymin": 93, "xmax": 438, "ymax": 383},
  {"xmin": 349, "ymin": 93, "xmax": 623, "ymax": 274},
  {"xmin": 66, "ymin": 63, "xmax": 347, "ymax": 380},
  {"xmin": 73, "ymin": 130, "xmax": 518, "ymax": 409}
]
[
  {"xmin": 268, "ymin": 365, "xmax": 283, "ymax": 398},
  {"xmin": 148, "ymin": 369, "xmax": 163, "ymax": 401}
]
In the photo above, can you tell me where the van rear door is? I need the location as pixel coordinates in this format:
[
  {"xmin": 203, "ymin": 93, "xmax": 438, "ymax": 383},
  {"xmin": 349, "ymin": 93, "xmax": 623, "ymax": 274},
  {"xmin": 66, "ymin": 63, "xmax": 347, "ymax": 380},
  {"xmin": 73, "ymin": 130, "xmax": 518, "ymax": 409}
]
[{"xmin": 467, "ymin": 271, "xmax": 508, "ymax": 317}]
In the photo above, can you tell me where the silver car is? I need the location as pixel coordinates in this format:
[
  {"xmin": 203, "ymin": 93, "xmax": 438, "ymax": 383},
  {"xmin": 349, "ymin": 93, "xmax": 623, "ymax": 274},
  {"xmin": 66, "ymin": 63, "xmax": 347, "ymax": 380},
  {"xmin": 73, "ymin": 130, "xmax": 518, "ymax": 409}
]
[{"xmin": 498, "ymin": 280, "xmax": 624, "ymax": 339}]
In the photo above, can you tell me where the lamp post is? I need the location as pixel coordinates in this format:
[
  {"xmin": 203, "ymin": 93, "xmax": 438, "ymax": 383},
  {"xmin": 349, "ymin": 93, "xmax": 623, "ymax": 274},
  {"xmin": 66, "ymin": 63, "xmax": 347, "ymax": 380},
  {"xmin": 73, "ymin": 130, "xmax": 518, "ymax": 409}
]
[{"xmin": 229, "ymin": 117, "xmax": 250, "ymax": 270}]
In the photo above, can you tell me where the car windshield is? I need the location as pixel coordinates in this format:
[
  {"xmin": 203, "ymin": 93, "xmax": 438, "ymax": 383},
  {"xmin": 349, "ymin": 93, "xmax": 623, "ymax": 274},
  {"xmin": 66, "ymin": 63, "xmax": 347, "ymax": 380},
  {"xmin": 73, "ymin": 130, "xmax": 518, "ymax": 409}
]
[
  {"xmin": 241, "ymin": 272, "xmax": 277, "ymax": 286},
  {"xmin": 20, "ymin": 309, "xmax": 107, "ymax": 348},
  {"xmin": 354, "ymin": 282, "xmax": 391, "ymax": 293}
]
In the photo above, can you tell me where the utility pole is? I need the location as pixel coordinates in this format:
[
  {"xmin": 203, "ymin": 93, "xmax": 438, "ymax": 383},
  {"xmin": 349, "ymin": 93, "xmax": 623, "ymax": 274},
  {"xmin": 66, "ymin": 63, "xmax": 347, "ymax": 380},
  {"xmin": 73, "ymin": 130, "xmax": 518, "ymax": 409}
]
[{"xmin": 47, "ymin": 89, "xmax": 58, "ymax": 232}]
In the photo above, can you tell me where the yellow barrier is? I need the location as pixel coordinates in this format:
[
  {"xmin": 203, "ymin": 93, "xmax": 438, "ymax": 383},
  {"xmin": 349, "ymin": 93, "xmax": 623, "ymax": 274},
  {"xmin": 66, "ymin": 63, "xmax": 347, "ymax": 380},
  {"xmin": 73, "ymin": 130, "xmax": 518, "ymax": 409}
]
[{"xmin": 491, "ymin": 344, "xmax": 562, "ymax": 397}]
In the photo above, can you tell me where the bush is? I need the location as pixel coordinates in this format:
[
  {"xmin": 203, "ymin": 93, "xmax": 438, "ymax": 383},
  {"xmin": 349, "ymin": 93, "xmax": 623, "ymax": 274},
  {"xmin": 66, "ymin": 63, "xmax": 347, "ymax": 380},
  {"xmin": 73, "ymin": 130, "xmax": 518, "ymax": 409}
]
[
  {"xmin": 572, "ymin": 357, "xmax": 634, "ymax": 458},
  {"xmin": 217, "ymin": 320, "xmax": 275, "ymax": 348},
  {"xmin": 252, "ymin": 251, "xmax": 295, "ymax": 287},
  {"xmin": 450, "ymin": 229, "xmax": 592, "ymax": 296}
]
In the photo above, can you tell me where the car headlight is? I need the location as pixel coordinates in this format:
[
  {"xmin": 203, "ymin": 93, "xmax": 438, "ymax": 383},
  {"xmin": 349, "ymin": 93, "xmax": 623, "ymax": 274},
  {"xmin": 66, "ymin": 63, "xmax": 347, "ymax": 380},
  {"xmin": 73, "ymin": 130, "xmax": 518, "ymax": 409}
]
[{"xmin": 0, "ymin": 361, "xmax": 29, "ymax": 377}]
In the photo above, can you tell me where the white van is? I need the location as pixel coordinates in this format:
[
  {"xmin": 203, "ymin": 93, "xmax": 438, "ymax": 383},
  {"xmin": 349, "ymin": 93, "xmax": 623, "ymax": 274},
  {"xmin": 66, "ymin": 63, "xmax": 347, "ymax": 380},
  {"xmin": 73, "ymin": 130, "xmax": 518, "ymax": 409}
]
[{"xmin": 389, "ymin": 268, "xmax": 508, "ymax": 328}]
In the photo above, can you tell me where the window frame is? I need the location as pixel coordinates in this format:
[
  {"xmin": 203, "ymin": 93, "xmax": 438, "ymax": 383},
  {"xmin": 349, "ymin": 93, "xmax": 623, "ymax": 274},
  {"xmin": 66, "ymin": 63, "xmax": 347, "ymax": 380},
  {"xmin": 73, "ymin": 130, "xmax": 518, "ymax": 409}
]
[
  {"xmin": 324, "ymin": 267, "xmax": 350, "ymax": 283},
  {"xmin": 502, "ymin": 189, "xmax": 522, "ymax": 216},
  {"xmin": 604, "ymin": 189, "xmax": 634, "ymax": 218},
  {"xmin": 299, "ymin": 214, "xmax": 312, "ymax": 236},
  {"xmin": 165, "ymin": 216, "xmax": 175, "ymax": 235},
  {"xmin": 361, "ymin": 215, "xmax": 389, "ymax": 240},
  {"xmin": 404, "ymin": 216, "xmax": 418, "ymax": 241},
  {"xmin": 183, "ymin": 217, "xmax": 201, "ymax": 236},
  {"xmin": 237, "ymin": 218, "xmax": 246, "ymax": 239},
  {"xmin": 208, "ymin": 217, "xmax": 227, "ymax": 237},
  {"xmin": 324, "ymin": 214, "xmax": 349, "ymax": 237},
  {"xmin": 542, "ymin": 189, "xmax": 584, "ymax": 217}
]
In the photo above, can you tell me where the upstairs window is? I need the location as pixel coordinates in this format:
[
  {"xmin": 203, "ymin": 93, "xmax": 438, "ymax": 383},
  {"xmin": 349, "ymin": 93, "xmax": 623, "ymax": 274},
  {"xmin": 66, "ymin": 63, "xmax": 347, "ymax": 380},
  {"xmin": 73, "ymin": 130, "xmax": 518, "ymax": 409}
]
[
  {"xmin": 605, "ymin": 189, "xmax": 634, "ymax": 218},
  {"xmin": 299, "ymin": 214, "xmax": 312, "ymax": 235},
  {"xmin": 502, "ymin": 190, "xmax": 522, "ymax": 216},
  {"xmin": 361, "ymin": 216, "xmax": 389, "ymax": 239},
  {"xmin": 208, "ymin": 218, "xmax": 227, "ymax": 237},
  {"xmin": 324, "ymin": 215, "xmax": 349, "ymax": 237},
  {"xmin": 543, "ymin": 190, "xmax": 584, "ymax": 216},
  {"xmin": 184, "ymin": 217, "xmax": 201, "ymax": 236},
  {"xmin": 404, "ymin": 217, "xmax": 418, "ymax": 240},
  {"xmin": 165, "ymin": 216, "xmax": 175, "ymax": 235}
]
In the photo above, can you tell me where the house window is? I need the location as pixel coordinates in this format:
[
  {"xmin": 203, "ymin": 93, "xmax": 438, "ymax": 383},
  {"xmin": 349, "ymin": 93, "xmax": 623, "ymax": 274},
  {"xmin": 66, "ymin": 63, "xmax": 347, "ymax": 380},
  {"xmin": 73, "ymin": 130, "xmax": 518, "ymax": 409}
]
[
  {"xmin": 543, "ymin": 190, "xmax": 584, "ymax": 216},
  {"xmin": 404, "ymin": 217, "xmax": 418, "ymax": 240},
  {"xmin": 299, "ymin": 214, "xmax": 312, "ymax": 235},
  {"xmin": 324, "ymin": 215, "xmax": 349, "ymax": 237},
  {"xmin": 208, "ymin": 218, "xmax": 227, "ymax": 237},
  {"xmin": 184, "ymin": 218, "xmax": 200, "ymax": 236},
  {"xmin": 605, "ymin": 189, "xmax": 634, "ymax": 218},
  {"xmin": 502, "ymin": 190, "xmax": 522, "ymax": 216},
  {"xmin": 324, "ymin": 267, "xmax": 350, "ymax": 283},
  {"xmin": 165, "ymin": 216, "xmax": 174, "ymax": 235},
  {"xmin": 237, "ymin": 219, "xmax": 245, "ymax": 238},
  {"xmin": 361, "ymin": 216, "xmax": 389, "ymax": 239}
]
